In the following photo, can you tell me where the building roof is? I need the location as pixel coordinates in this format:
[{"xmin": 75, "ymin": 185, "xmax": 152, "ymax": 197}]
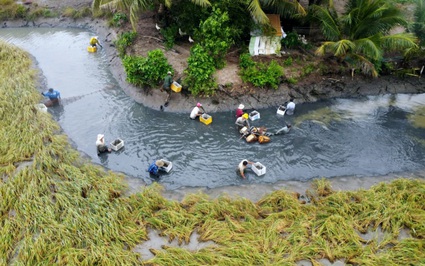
[{"xmin": 266, "ymin": 14, "xmax": 282, "ymax": 37}]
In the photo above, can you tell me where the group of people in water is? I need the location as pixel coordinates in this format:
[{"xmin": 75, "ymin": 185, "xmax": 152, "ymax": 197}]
[
  {"xmin": 41, "ymin": 63, "xmax": 297, "ymax": 179},
  {"xmin": 235, "ymin": 99, "xmax": 296, "ymax": 178}
]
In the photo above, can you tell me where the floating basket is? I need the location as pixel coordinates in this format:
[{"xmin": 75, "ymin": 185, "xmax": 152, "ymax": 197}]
[
  {"xmin": 252, "ymin": 162, "xmax": 266, "ymax": 176},
  {"xmin": 159, "ymin": 159, "xmax": 173, "ymax": 173},
  {"xmin": 200, "ymin": 114, "xmax": 212, "ymax": 125},
  {"xmin": 277, "ymin": 105, "xmax": 286, "ymax": 115},
  {"xmin": 87, "ymin": 46, "xmax": 97, "ymax": 53},
  {"xmin": 35, "ymin": 103, "xmax": 48, "ymax": 113},
  {"xmin": 249, "ymin": 110, "xmax": 260, "ymax": 121},
  {"xmin": 110, "ymin": 138, "xmax": 124, "ymax": 151}
]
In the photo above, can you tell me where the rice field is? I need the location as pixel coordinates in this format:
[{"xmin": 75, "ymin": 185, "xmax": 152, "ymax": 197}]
[{"xmin": 1, "ymin": 40, "xmax": 424, "ymax": 265}]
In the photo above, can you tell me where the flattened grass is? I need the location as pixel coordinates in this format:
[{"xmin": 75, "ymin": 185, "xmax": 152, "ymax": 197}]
[{"xmin": 1, "ymin": 40, "xmax": 424, "ymax": 265}]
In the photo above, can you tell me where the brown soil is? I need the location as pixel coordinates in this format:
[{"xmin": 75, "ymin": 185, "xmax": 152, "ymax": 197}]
[{"xmin": 12, "ymin": 0, "xmax": 425, "ymax": 114}]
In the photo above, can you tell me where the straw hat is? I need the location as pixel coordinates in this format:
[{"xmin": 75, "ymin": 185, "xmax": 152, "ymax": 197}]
[
  {"xmin": 167, "ymin": 71, "xmax": 171, "ymax": 75},
  {"xmin": 155, "ymin": 160, "xmax": 164, "ymax": 167},
  {"xmin": 238, "ymin": 104, "xmax": 244, "ymax": 109}
]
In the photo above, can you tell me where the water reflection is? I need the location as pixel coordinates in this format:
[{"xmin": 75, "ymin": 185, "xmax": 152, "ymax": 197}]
[{"xmin": 1, "ymin": 28, "xmax": 424, "ymax": 190}]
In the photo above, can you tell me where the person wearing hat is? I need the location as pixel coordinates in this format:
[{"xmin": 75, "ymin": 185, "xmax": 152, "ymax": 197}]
[
  {"xmin": 190, "ymin": 102, "xmax": 205, "ymax": 120},
  {"xmin": 89, "ymin": 36, "xmax": 102, "ymax": 48},
  {"xmin": 237, "ymin": 159, "xmax": 254, "ymax": 179},
  {"xmin": 235, "ymin": 113, "xmax": 250, "ymax": 130},
  {"xmin": 148, "ymin": 160, "xmax": 164, "ymax": 178},
  {"xmin": 41, "ymin": 88, "xmax": 61, "ymax": 107},
  {"xmin": 162, "ymin": 71, "xmax": 173, "ymax": 105},
  {"xmin": 96, "ymin": 134, "xmax": 111, "ymax": 155},
  {"xmin": 285, "ymin": 98, "xmax": 296, "ymax": 115},
  {"xmin": 236, "ymin": 104, "xmax": 245, "ymax": 118}
]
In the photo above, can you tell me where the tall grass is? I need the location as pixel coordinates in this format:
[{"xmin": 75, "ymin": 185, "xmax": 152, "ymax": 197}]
[{"xmin": 1, "ymin": 40, "xmax": 424, "ymax": 265}]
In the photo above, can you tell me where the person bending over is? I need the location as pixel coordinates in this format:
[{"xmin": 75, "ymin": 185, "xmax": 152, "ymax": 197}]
[
  {"xmin": 89, "ymin": 36, "xmax": 103, "ymax": 48},
  {"xmin": 190, "ymin": 102, "xmax": 205, "ymax": 119},
  {"xmin": 148, "ymin": 160, "xmax": 164, "ymax": 178},
  {"xmin": 235, "ymin": 113, "xmax": 250, "ymax": 130},
  {"xmin": 238, "ymin": 159, "xmax": 254, "ymax": 179},
  {"xmin": 42, "ymin": 88, "xmax": 61, "ymax": 107},
  {"xmin": 96, "ymin": 134, "xmax": 111, "ymax": 155}
]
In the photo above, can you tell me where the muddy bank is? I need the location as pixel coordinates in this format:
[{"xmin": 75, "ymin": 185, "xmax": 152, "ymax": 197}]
[{"xmin": 3, "ymin": 16, "xmax": 425, "ymax": 114}]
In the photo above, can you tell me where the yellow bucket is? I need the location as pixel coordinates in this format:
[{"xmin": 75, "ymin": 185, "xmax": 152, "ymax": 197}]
[{"xmin": 87, "ymin": 46, "xmax": 97, "ymax": 53}]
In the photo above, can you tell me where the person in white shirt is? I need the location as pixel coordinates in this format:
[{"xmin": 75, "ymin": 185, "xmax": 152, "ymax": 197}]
[
  {"xmin": 238, "ymin": 159, "xmax": 254, "ymax": 179},
  {"xmin": 190, "ymin": 102, "xmax": 205, "ymax": 119},
  {"xmin": 235, "ymin": 113, "xmax": 250, "ymax": 130},
  {"xmin": 96, "ymin": 134, "xmax": 111, "ymax": 155},
  {"xmin": 275, "ymin": 123, "xmax": 292, "ymax": 135},
  {"xmin": 286, "ymin": 98, "xmax": 296, "ymax": 115}
]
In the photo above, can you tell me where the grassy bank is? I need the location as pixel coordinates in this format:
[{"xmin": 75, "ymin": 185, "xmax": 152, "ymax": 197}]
[{"xmin": 1, "ymin": 40, "xmax": 424, "ymax": 265}]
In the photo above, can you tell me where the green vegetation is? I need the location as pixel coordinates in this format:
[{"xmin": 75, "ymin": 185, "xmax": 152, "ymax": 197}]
[
  {"xmin": 62, "ymin": 6, "xmax": 92, "ymax": 19},
  {"xmin": 114, "ymin": 31, "xmax": 137, "ymax": 57},
  {"xmin": 123, "ymin": 49, "xmax": 172, "ymax": 88},
  {"xmin": 311, "ymin": 0, "xmax": 418, "ymax": 77},
  {"xmin": 1, "ymin": 40, "xmax": 425, "ymax": 264},
  {"xmin": 239, "ymin": 53, "xmax": 283, "ymax": 89},
  {"xmin": 184, "ymin": 8, "xmax": 234, "ymax": 96},
  {"xmin": 108, "ymin": 12, "xmax": 128, "ymax": 27}
]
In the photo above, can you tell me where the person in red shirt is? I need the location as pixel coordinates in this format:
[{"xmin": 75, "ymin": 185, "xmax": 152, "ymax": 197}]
[{"xmin": 236, "ymin": 104, "xmax": 244, "ymax": 118}]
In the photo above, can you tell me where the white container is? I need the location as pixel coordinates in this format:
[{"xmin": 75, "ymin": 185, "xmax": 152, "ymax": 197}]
[
  {"xmin": 159, "ymin": 159, "xmax": 173, "ymax": 173},
  {"xmin": 36, "ymin": 103, "xmax": 48, "ymax": 113},
  {"xmin": 277, "ymin": 105, "xmax": 286, "ymax": 116},
  {"xmin": 239, "ymin": 126, "xmax": 249, "ymax": 134},
  {"xmin": 110, "ymin": 138, "xmax": 124, "ymax": 151},
  {"xmin": 252, "ymin": 162, "xmax": 266, "ymax": 176},
  {"xmin": 249, "ymin": 110, "xmax": 260, "ymax": 121}
]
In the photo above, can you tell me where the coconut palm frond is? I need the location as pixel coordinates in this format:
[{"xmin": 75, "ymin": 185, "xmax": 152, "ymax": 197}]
[
  {"xmin": 315, "ymin": 41, "xmax": 336, "ymax": 56},
  {"xmin": 381, "ymin": 33, "xmax": 419, "ymax": 52},
  {"xmin": 311, "ymin": 5, "xmax": 340, "ymax": 41},
  {"xmin": 345, "ymin": 53, "xmax": 378, "ymax": 77},
  {"xmin": 190, "ymin": 0, "xmax": 211, "ymax": 8},
  {"xmin": 332, "ymin": 39, "xmax": 355, "ymax": 57},
  {"xmin": 354, "ymin": 37, "xmax": 382, "ymax": 61},
  {"xmin": 263, "ymin": 0, "xmax": 307, "ymax": 18},
  {"xmin": 248, "ymin": 0, "xmax": 269, "ymax": 25},
  {"xmin": 347, "ymin": 0, "xmax": 405, "ymax": 39},
  {"xmin": 92, "ymin": 0, "xmax": 114, "ymax": 11}
]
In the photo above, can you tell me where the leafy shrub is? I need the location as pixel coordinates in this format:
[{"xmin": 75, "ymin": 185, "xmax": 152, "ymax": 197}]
[
  {"xmin": 196, "ymin": 7, "xmax": 235, "ymax": 69},
  {"xmin": 302, "ymin": 63, "xmax": 315, "ymax": 76},
  {"xmin": 283, "ymin": 57, "xmax": 293, "ymax": 66},
  {"xmin": 286, "ymin": 76, "xmax": 298, "ymax": 84},
  {"xmin": 239, "ymin": 53, "xmax": 255, "ymax": 68},
  {"xmin": 184, "ymin": 44, "xmax": 217, "ymax": 96},
  {"xmin": 239, "ymin": 53, "xmax": 283, "ymax": 89},
  {"xmin": 109, "ymin": 12, "xmax": 128, "ymax": 27},
  {"xmin": 114, "ymin": 31, "xmax": 137, "ymax": 57},
  {"xmin": 184, "ymin": 8, "xmax": 233, "ymax": 95},
  {"xmin": 123, "ymin": 49, "xmax": 172, "ymax": 88},
  {"xmin": 160, "ymin": 26, "xmax": 178, "ymax": 50}
]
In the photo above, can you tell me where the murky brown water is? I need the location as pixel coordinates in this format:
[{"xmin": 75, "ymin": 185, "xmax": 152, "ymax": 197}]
[{"xmin": 1, "ymin": 28, "xmax": 425, "ymax": 192}]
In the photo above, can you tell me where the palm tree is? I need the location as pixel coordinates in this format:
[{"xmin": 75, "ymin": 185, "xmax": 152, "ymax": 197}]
[
  {"xmin": 248, "ymin": 0, "xmax": 307, "ymax": 25},
  {"xmin": 311, "ymin": 0, "xmax": 418, "ymax": 77},
  {"xmin": 92, "ymin": 0, "xmax": 212, "ymax": 31}
]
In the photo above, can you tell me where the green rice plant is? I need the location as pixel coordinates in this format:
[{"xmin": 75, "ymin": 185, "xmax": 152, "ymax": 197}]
[{"xmin": 2, "ymin": 39, "xmax": 425, "ymax": 265}]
